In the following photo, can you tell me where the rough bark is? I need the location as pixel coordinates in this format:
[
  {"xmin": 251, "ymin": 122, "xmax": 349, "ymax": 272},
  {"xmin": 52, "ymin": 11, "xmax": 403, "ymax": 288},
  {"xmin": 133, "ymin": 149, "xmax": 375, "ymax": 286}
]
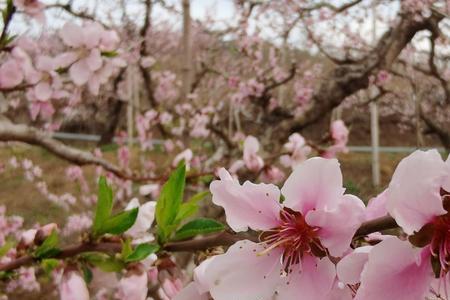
[{"xmin": 284, "ymin": 9, "xmax": 445, "ymax": 136}]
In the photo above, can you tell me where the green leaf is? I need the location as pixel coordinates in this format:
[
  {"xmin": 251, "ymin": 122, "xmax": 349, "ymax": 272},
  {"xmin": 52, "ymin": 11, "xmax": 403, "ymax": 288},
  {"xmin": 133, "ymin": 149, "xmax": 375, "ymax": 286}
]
[
  {"xmin": 34, "ymin": 230, "xmax": 60, "ymax": 259},
  {"xmin": 0, "ymin": 241, "xmax": 14, "ymax": 257},
  {"xmin": 174, "ymin": 218, "xmax": 224, "ymax": 241},
  {"xmin": 41, "ymin": 259, "xmax": 59, "ymax": 275},
  {"xmin": 101, "ymin": 50, "xmax": 118, "ymax": 57},
  {"xmin": 93, "ymin": 177, "xmax": 114, "ymax": 235},
  {"xmin": 156, "ymin": 164, "xmax": 186, "ymax": 242},
  {"xmin": 199, "ymin": 174, "xmax": 214, "ymax": 185},
  {"xmin": 97, "ymin": 208, "xmax": 138, "ymax": 235},
  {"xmin": 82, "ymin": 252, "xmax": 124, "ymax": 272},
  {"xmin": 121, "ymin": 238, "xmax": 133, "ymax": 259},
  {"xmin": 81, "ymin": 265, "xmax": 93, "ymax": 284},
  {"xmin": 0, "ymin": 271, "xmax": 14, "ymax": 280},
  {"xmin": 125, "ymin": 243, "xmax": 159, "ymax": 263},
  {"xmin": 174, "ymin": 191, "xmax": 210, "ymax": 224}
]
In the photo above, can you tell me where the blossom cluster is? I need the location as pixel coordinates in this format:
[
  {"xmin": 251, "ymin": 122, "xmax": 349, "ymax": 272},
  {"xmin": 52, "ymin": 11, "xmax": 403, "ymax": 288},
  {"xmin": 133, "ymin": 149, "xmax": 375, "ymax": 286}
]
[{"xmin": 175, "ymin": 150, "xmax": 450, "ymax": 300}]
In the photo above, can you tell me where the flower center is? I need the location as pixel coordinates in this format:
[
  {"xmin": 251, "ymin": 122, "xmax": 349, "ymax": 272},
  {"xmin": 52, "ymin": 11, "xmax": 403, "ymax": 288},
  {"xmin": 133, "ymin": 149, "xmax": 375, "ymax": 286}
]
[
  {"xmin": 411, "ymin": 189, "xmax": 450, "ymax": 279},
  {"xmin": 430, "ymin": 213, "xmax": 450, "ymax": 274},
  {"xmin": 259, "ymin": 208, "xmax": 326, "ymax": 272}
]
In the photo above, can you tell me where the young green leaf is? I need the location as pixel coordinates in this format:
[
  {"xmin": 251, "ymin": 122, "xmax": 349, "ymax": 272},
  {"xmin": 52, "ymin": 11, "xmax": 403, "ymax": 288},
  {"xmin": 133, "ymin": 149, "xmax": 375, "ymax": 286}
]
[
  {"xmin": 101, "ymin": 50, "xmax": 118, "ymax": 57},
  {"xmin": 81, "ymin": 265, "xmax": 93, "ymax": 284},
  {"xmin": 34, "ymin": 230, "xmax": 61, "ymax": 259},
  {"xmin": 125, "ymin": 243, "xmax": 159, "ymax": 263},
  {"xmin": 173, "ymin": 218, "xmax": 225, "ymax": 241},
  {"xmin": 121, "ymin": 238, "xmax": 133, "ymax": 259},
  {"xmin": 82, "ymin": 252, "xmax": 124, "ymax": 273},
  {"xmin": 93, "ymin": 177, "xmax": 114, "ymax": 235},
  {"xmin": 174, "ymin": 191, "xmax": 210, "ymax": 225},
  {"xmin": 41, "ymin": 259, "xmax": 60, "ymax": 276},
  {"xmin": 156, "ymin": 163, "xmax": 186, "ymax": 242},
  {"xmin": 0, "ymin": 241, "xmax": 13, "ymax": 258},
  {"xmin": 97, "ymin": 207, "xmax": 138, "ymax": 235}
]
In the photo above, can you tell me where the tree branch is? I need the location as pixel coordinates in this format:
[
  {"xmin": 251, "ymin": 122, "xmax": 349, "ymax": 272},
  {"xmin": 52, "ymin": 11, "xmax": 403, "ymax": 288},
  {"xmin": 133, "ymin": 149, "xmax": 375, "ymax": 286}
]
[
  {"xmin": 0, "ymin": 117, "xmax": 133, "ymax": 177},
  {"xmin": 0, "ymin": 216, "xmax": 399, "ymax": 272},
  {"xmin": 46, "ymin": 3, "xmax": 99, "ymax": 23},
  {"xmin": 285, "ymin": 8, "xmax": 445, "ymax": 135},
  {"xmin": 354, "ymin": 215, "xmax": 398, "ymax": 238}
]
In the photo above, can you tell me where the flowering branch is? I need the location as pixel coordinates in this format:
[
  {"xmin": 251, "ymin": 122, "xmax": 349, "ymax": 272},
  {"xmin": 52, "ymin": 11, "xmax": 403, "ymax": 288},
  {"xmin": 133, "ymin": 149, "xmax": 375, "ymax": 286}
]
[
  {"xmin": 0, "ymin": 1, "xmax": 16, "ymax": 50},
  {"xmin": 0, "ymin": 117, "xmax": 131, "ymax": 179},
  {"xmin": 285, "ymin": 8, "xmax": 445, "ymax": 134},
  {"xmin": 46, "ymin": 3, "xmax": 98, "ymax": 23},
  {"xmin": 354, "ymin": 215, "xmax": 398, "ymax": 238},
  {"xmin": 0, "ymin": 242, "xmax": 122, "ymax": 272},
  {"xmin": 0, "ymin": 216, "xmax": 399, "ymax": 273}
]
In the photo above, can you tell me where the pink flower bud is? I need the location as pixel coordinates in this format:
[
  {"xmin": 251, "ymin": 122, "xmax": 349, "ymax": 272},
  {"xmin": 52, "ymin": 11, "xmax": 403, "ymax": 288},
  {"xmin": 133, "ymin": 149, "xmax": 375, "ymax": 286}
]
[
  {"xmin": 117, "ymin": 267, "xmax": 148, "ymax": 300},
  {"xmin": 59, "ymin": 270, "xmax": 89, "ymax": 300}
]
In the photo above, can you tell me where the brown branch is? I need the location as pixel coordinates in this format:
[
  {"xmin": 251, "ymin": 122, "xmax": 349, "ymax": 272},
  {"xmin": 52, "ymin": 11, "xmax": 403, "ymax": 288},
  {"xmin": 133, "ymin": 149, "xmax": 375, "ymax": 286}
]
[
  {"xmin": 0, "ymin": 242, "xmax": 122, "ymax": 272},
  {"xmin": 207, "ymin": 123, "xmax": 235, "ymax": 149},
  {"xmin": 164, "ymin": 231, "xmax": 250, "ymax": 252},
  {"xmin": 0, "ymin": 118, "xmax": 214, "ymax": 182},
  {"xmin": 284, "ymin": 8, "xmax": 445, "ymax": 136},
  {"xmin": 264, "ymin": 63, "xmax": 297, "ymax": 92},
  {"xmin": 0, "ymin": 2, "xmax": 15, "ymax": 50},
  {"xmin": 46, "ymin": 3, "xmax": 99, "ymax": 23},
  {"xmin": 0, "ymin": 216, "xmax": 399, "ymax": 272},
  {"xmin": 0, "ymin": 117, "xmax": 133, "ymax": 178},
  {"xmin": 302, "ymin": 0, "xmax": 364, "ymax": 13},
  {"xmin": 420, "ymin": 108, "xmax": 450, "ymax": 150},
  {"xmin": 354, "ymin": 216, "xmax": 398, "ymax": 238}
]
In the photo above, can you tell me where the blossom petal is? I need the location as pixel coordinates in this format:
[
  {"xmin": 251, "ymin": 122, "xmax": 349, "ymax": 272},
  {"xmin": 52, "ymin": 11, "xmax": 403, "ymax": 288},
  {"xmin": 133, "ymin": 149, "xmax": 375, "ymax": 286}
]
[
  {"xmin": 364, "ymin": 190, "xmax": 388, "ymax": 221},
  {"xmin": 86, "ymin": 49, "xmax": 103, "ymax": 72},
  {"xmin": 0, "ymin": 59, "xmax": 24, "ymax": 88},
  {"xmin": 173, "ymin": 282, "xmax": 208, "ymax": 300},
  {"xmin": 204, "ymin": 240, "xmax": 283, "ymax": 300},
  {"xmin": 327, "ymin": 282, "xmax": 353, "ymax": 300},
  {"xmin": 306, "ymin": 194, "xmax": 365, "ymax": 257},
  {"xmin": 59, "ymin": 271, "xmax": 90, "ymax": 300},
  {"xmin": 444, "ymin": 155, "xmax": 450, "ymax": 192},
  {"xmin": 386, "ymin": 150, "xmax": 447, "ymax": 235},
  {"xmin": 210, "ymin": 168, "xmax": 281, "ymax": 232},
  {"xmin": 281, "ymin": 157, "xmax": 345, "ymax": 215},
  {"xmin": 117, "ymin": 268, "xmax": 148, "ymax": 300},
  {"xmin": 69, "ymin": 60, "xmax": 91, "ymax": 86},
  {"xmin": 60, "ymin": 23, "xmax": 84, "ymax": 47},
  {"xmin": 34, "ymin": 82, "xmax": 52, "ymax": 101},
  {"xmin": 54, "ymin": 52, "xmax": 79, "ymax": 68},
  {"xmin": 355, "ymin": 237, "xmax": 432, "ymax": 300},
  {"xmin": 336, "ymin": 246, "xmax": 372, "ymax": 284},
  {"xmin": 274, "ymin": 255, "xmax": 336, "ymax": 300},
  {"xmin": 125, "ymin": 198, "xmax": 156, "ymax": 239},
  {"xmin": 82, "ymin": 22, "xmax": 104, "ymax": 48}
]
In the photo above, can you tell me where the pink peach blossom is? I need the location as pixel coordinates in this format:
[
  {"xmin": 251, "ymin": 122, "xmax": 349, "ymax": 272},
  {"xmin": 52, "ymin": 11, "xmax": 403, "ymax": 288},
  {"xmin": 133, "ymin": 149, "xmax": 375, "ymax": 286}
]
[
  {"xmin": 13, "ymin": 0, "xmax": 45, "ymax": 22},
  {"xmin": 116, "ymin": 266, "xmax": 148, "ymax": 300},
  {"xmin": 59, "ymin": 270, "xmax": 89, "ymax": 300},
  {"xmin": 0, "ymin": 59, "xmax": 24, "ymax": 89},
  {"xmin": 354, "ymin": 150, "xmax": 450, "ymax": 299},
  {"xmin": 243, "ymin": 136, "xmax": 264, "ymax": 172},
  {"xmin": 330, "ymin": 120, "xmax": 349, "ymax": 146},
  {"xmin": 125, "ymin": 198, "xmax": 156, "ymax": 244},
  {"xmin": 280, "ymin": 133, "xmax": 311, "ymax": 168},
  {"xmin": 364, "ymin": 190, "xmax": 388, "ymax": 221},
  {"xmin": 58, "ymin": 22, "xmax": 120, "ymax": 93},
  {"xmin": 191, "ymin": 157, "xmax": 365, "ymax": 300},
  {"xmin": 173, "ymin": 149, "xmax": 193, "ymax": 170},
  {"xmin": 354, "ymin": 237, "xmax": 432, "ymax": 300}
]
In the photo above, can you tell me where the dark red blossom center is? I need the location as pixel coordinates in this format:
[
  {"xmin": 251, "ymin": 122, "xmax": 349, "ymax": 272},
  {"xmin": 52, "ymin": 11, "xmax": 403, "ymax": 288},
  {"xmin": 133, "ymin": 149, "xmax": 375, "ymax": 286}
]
[
  {"xmin": 259, "ymin": 208, "xmax": 326, "ymax": 272},
  {"xmin": 410, "ymin": 189, "xmax": 450, "ymax": 278}
]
